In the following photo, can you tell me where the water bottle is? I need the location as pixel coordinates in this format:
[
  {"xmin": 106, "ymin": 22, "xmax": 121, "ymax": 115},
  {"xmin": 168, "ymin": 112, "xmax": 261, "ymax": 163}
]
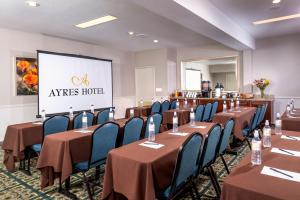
[
  {"xmin": 69, "ymin": 106, "xmax": 73, "ymax": 119},
  {"xmin": 140, "ymin": 99, "xmax": 144, "ymax": 107},
  {"xmin": 148, "ymin": 117, "xmax": 155, "ymax": 142},
  {"xmin": 236, "ymin": 98, "xmax": 240, "ymax": 109},
  {"xmin": 291, "ymin": 99, "xmax": 295, "ymax": 111},
  {"xmin": 286, "ymin": 104, "xmax": 291, "ymax": 117},
  {"xmin": 90, "ymin": 104, "xmax": 95, "ymax": 114},
  {"xmin": 263, "ymin": 120, "xmax": 271, "ymax": 148},
  {"xmin": 184, "ymin": 99, "xmax": 188, "ymax": 108},
  {"xmin": 251, "ymin": 130, "xmax": 262, "ymax": 165},
  {"xmin": 223, "ymin": 101, "xmax": 227, "ymax": 113},
  {"xmin": 190, "ymin": 108, "xmax": 195, "ymax": 126},
  {"xmin": 230, "ymin": 99, "xmax": 234, "ymax": 111},
  {"xmin": 82, "ymin": 111, "xmax": 88, "ymax": 130},
  {"xmin": 176, "ymin": 100, "xmax": 180, "ymax": 109},
  {"xmin": 109, "ymin": 108, "xmax": 114, "ymax": 121},
  {"xmin": 41, "ymin": 109, "xmax": 46, "ymax": 122},
  {"xmin": 193, "ymin": 99, "xmax": 196, "ymax": 106},
  {"xmin": 151, "ymin": 97, "xmax": 154, "ymax": 104},
  {"xmin": 172, "ymin": 112, "xmax": 178, "ymax": 132},
  {"xmin": 161, "ymin": 97, "xmax": 164, "ymax": 103},
  {"xmin": 275, "ymin": 113, "xmax": 282, "ymax": 135},
  {"xmin": 130, "ymin": 108, "xmax": 134, "ymax": 118}
]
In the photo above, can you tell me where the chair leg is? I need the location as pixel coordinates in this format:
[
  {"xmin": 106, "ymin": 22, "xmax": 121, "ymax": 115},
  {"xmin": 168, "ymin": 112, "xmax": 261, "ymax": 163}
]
[
  {"xmin": 210, "ymin": 166, "xmax": 221, "ymax": 194},
  {"xmin": 192, "ymin": 180, "xmax": 201, "ymax": 200},
  {"xmin": 189, "ymin": 187, "xmax": 196, "ymax": 200},
  {"xmin": 82, "ymin": 172, "xmax": 93, "ymax": 200},
  {"xmin": 207, "ymin": 166, "xmax": 220, "ymax": 198},
  {"xmin": 220, "ymin": 155, "xmax": 230, "ymax": 174},
  {"xmin": 95, "ymin": 165, "xmax": 101, "ymax": 181}
]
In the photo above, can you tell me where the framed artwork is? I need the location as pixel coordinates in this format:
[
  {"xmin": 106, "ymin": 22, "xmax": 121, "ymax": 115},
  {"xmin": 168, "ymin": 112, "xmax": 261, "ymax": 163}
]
[{"xmin": 15, "ymin": 57, "xmax": 38, "ymax": 95}]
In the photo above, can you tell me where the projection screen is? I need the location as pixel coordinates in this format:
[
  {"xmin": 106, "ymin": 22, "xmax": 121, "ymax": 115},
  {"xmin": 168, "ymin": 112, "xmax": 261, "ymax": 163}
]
[{"xmin": 38, "ymin": 50, "xmax": 113, "ymax": 115}]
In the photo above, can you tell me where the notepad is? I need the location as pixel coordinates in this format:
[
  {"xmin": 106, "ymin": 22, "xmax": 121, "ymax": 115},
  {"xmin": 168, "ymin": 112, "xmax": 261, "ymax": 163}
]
[
  {"xmin": 261, "ymin": 166, "xmax": 300, "ymax": 183},
  {"xmin": 190, "ymin": 125, "xmax": 207, "ymax": 129},
  {"xmin": 271, "ymin": 147, "xmax": 300, "ymax": 157},
  {"xmin": 139, "ymin": 142, "xmax": 164, "ymax": 149},
  {"xmin": 281, "ymin": 135, "xmax": 300, "ymax": 141},
  {"xmin": 32, "ymin": 122, "xmax": 43, "ymax": 125},
  {"xmin": 168, "ymin": 132, "xmax": 188, "ymax": 136},
  {"xmin": 233, "ymin": 110, "xmax": 242, "ymax": 113},
  {"xmin": 74, "ymin": 130, "xmax": 93, "ymax": 133}
]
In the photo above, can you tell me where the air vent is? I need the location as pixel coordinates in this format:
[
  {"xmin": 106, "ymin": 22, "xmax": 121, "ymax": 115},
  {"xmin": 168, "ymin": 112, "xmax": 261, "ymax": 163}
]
[{"xmin": 135, "ymin": 33, "xmax": 148, "ymax": 38}]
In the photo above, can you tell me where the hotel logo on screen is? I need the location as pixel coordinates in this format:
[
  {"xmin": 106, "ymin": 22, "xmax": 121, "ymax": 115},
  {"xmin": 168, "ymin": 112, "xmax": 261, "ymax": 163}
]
[{"xmin": 48, "ymin": 73, "xmax": 104, "ymax": 97}]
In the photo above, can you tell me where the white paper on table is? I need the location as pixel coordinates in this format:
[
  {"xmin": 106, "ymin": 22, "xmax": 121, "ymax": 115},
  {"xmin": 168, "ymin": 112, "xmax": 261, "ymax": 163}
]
[
  {"xmin": 271, "ymin": 147, "xmax": 300, "ymax": 157},
  {"xmin": 233, "ymin": 110, "xmax": 242, "ymax": 113},
  {"xmin": 168, "ymin": 132, "xmax": 189, "ymax": 136},
  {"xmin": 191, "ymin": 125, "xmax": 207, "ymax": 129},
  {"xmin": 32, "ymin": 122, "xmax": 43, "ymax": 125},
  {"xmin": 139, "ymin": 142, "xmax": 164, "ymax": 149},
  {"xmin": 74, "ymin": 130, "xmax": 93, "ymax": 133},
  {"xmin": 281, "ymin": 135, "xmax": 300, "ymax": 141},
  {"xmin": 261, "ymin": 166, "xmax": 300, "ymax": 183}
]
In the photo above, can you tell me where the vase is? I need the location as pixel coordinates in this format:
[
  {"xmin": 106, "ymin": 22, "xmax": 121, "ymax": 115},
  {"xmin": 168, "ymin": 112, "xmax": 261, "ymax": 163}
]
[{"xmin": 259, "ymin": 88, "xmax": 265, "ymax": 98}]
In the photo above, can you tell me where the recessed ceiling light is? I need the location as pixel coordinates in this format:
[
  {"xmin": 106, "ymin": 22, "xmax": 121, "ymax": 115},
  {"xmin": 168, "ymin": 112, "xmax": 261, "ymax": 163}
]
[
  {"xmin": 75, "ymin": 15, "xmax": 117, "ymax": 29},
  {"xmin": 25, "ymin": 1, "xmax": 40, "ymax": 7},
  {"xmin": 253, "ymin": 13, "xmax": 300, "ymax": 25},
  {"xmin": 153, "ymin": 40, "xmax": 159, "ymax": 43},
  {"xmin": 272, "ymin": 0, "xmax": 281, "ymax": 4},
  {"xmin": 128, "ymin": 31, "xmax": 134, "ymax": 35}
]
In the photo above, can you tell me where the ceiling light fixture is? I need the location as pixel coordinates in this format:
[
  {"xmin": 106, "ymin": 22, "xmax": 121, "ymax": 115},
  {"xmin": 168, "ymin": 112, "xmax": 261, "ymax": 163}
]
[
  {"xmin": 272, "ymin": 0, "xmax": 281, "ymax": 4},
  {"xmin": 128, "ymin": 31, "xmax": 134, "ymax": 35},
  {"xmin": 25, "ymin": 1, "xmax": 40, "ymax": 7},
  {"xmin": 153, "ymin": 40, "xmax": 159, "ymax": 43},
  {"xmin": 75, "ymin": 15, "xmax": 117, "ymax": 28},
  {"xmin": 253, "ymin": 13, "xmax": 300, "ymax": 25}
]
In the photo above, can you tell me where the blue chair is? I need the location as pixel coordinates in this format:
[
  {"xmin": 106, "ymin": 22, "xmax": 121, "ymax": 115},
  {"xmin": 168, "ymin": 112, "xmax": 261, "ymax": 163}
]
[
  {"xmin": 73, "ymin": 111, "xmax": 94, "ymax": 129},
  {"xmin": 195, "ymin": 105, "xmax": 204, "ymax": 122},
  {"xmin": 202, "ymin": 103, "xmax": 212, "ymax": 122},
  {"xmin": 151, "ymin": 101, "xmax": 161, "ymax": 114},
  {"xmin": 216, "ymin": 119, "xmax": 234, "ymax": 174},
  {"xmin": 257, "ymin": 104, "xmax": 268, "ymax": 128},
  {"xmin": 156, "ymin": 133, "xmax": 203, "ymax": 200},
  {"xmin": 243, "ymin": 106, "xmax": 262, "ymax": 149},
  {"xmin": 144, "ymin": 113, "xmax": 163, "ymax": 138},
  {"xmin": 97, "ymin": 109, "xmax": 109, "ymax": 125},
  {"xmin": 73, "ymin": 122, "xmax": 120, "ymax": 199},
  {"xmin": 209, "ymin": 101, "xmax": 219, "ymax": 121},
  {"xmin": 195, "ymin": 124, "xmax": 222, "ymax": 198},
  {"xmin": 161, "ymin": 100, "xmax": 170, "ymax": 113},
  {"xmin": 170, "ymin": 100, "xmax": 177, "ymax": 109},
  {"xmin": 122, "ymin": 117, "xmax": 144, "ymax": 145},
  {"xmin": 28, "ymin": 115, "xmax": 69, "ymax": 174}
]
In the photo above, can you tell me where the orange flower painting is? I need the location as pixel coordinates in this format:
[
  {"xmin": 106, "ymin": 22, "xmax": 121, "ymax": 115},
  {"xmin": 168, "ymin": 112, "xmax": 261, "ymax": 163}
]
[{"xmin": 16, "ymin": 57, "xmax": 38, "ymax": 95}]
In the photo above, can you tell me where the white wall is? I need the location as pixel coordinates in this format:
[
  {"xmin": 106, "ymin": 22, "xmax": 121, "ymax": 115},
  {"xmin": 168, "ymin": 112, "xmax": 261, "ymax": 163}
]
[{"xmin": 0, "ymin": 28, "xmax": 136, "ymax": 141}]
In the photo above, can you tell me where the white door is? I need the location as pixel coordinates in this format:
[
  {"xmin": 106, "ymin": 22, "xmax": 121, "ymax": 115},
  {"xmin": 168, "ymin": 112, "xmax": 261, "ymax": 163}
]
[{"xmin": 135, "ymin": 67, "xmax": 155, "ymax": 104}]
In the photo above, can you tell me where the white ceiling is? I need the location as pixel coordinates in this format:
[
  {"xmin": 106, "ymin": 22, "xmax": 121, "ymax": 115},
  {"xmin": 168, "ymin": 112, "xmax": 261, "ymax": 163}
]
[
  {"xmin": 210, "ymin": 0, "xmax": 300, "ymax": 39},
  {"xmin": 0, "ymin": 0, "xmax": 216, "ymax": 52}
]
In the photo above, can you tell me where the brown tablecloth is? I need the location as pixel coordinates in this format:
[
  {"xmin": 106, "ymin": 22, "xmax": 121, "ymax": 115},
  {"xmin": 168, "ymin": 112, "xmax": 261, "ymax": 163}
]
[
  {"xmin": 102, "ymin": 122, "xmax": 216, "ymax": 200},
  {"xmin": 281, "ymin": 111, "xmax": 300, "ymax": 132},
  {"xmin": 213, "ymin": 107, "xmax": 256, "ymax": 140},
  {"xmin": 162, "ymin": 108, "xmax": 191, "ymax": 126},
  {"xmin": 2, "ymin": 122, "xmax": 43, "ymax": 172},
  {"xmin": 36, "ymin": 118, "xmax": 146, "ymax": 189},
  {"xmin": 221, "ymin": 130, "xmax": 300, "ymax": 200},
  {"xmin": 125, "ymin": 106, "xmax": 151, "ymax": 118}
]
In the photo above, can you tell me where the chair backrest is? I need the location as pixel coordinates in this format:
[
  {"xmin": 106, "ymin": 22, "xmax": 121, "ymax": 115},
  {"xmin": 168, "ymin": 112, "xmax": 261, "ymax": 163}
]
[
  {"xmin": 169, "ymin": 133, "xmax": 203, "ymax": 195},
  {"xmin": 161, "ymin": 100, "xmax": 170, "ymax": 113},
  {"xmin": 144, "ymin": 113, "xmax": 163, "ymax": 138},
  {"xmin": 122, "ymin": 117, "xmax": 144, "ymax": 145},
  {"xmin": 198, "ymin": 124, "xmax": 222, "ymax": 169},
  {"xmin": 151, "ymin": 101, "xmax": 161, "ymax": 114},
  {"xmin": 251, "ymin": 106, "xmax": 262, "ymax": 131},
  {"xmin": 89, "ymin": 122, "xmax": 119, "ymax": 166},
  {"xmin": 217, "ymin": 119, "xmax": 234, "ymax": 155},
  {"xmin": 257, "ymin": 104, "xmax": 267, "ymax": 126},
  {"xmin": 209, "ymin": 101, "xmax": 219, "ymax": 121},
  {"xmin": 43, "ymin": 115, "xmax": 69, "ymax": 138},
  {"xmin": 202, "ymin": 103, "xmax": 212, "ymax": 122},
  {"xmin": 73, "ymin": 111, "xmax": 94, "ymax": 129},
  {"xmin": 170, "ymin": 100, "xmax": 177, "ymax": 109},
  {"xmin": 97, "ymin": 109, "xmax": 110, "ymax": 125},
  {"xmin": 195, "ymin": 105, "xmax": 205, "ymax": 122}
]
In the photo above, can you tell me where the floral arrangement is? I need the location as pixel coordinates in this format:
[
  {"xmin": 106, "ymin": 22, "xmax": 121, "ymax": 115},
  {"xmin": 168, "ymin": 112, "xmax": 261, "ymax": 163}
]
[
  {"xmin": 16, "ymin": 57, "xmax": 38, "ymax": 95},
  {"xmin": 253, "ymin": 78, "xmax": 270, "ymax": 97}
]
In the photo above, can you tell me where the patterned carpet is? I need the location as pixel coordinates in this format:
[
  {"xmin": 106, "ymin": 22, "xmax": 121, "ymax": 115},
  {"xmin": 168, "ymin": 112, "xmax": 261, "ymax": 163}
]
[{"xmin": 0, "ymin": 143, "xmax": 250, "ymax": 200}]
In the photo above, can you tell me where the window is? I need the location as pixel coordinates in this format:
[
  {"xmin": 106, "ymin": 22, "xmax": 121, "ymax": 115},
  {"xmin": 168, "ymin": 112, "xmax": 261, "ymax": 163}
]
[{"xmin": 185, "ymin": 69, "xmax": 201, "ymax": 90}]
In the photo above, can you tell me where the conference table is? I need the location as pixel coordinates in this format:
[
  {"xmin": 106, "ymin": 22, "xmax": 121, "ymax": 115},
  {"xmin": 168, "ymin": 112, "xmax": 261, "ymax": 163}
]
[
  {"xmin": 124, "ymin": 105, "xmax": 151, "ymax": 118},
  {"xmin": 213, "ymin": 107, "xmax": 256, "ymax": 140},
  {"xmin": 162, "ymin": 107, "xmax": 195, "ymax": 126},
  {"xmin": 221, "ymin": 130, "xmax": 300, "ymax": 200},
  {"xmin": 281, "ymin": 109, "xmax": 300, "ymax": 132},
  {"xmin": 36, "ymin": 117, "xmax": 147, "ymax": 189},
  {"xmin": 1, "ymin": 112, "xmax": 99, "ymax": 172},
  {"xmin": 102, "ymin": 121, "xmax": 216, "ymax": 200}
]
